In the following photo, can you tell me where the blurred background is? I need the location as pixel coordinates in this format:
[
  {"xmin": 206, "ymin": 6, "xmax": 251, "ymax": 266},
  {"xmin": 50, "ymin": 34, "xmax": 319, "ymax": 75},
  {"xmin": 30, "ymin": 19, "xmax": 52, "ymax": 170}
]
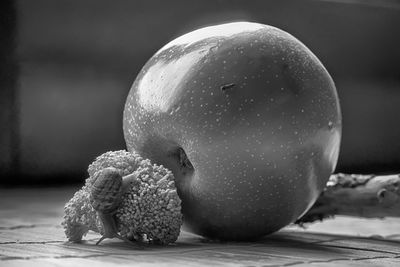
[{"xmin": 1, "ymin": 0, "xmax": 400, "ymax": 185}]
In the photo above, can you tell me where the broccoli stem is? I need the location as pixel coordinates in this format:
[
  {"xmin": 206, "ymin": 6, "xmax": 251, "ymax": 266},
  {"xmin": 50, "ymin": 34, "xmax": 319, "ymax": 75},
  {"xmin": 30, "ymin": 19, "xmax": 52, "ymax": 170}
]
[{"xmin": 296, "ymin": 173, "xmax": 400, "ymax": 225}]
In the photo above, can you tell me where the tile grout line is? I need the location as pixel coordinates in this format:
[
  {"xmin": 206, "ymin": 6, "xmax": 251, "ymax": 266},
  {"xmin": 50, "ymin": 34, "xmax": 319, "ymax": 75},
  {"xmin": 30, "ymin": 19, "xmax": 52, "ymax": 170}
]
[
  {"xmin": 268, "ymin": 255, "xmax": 400, "ymax": 267},
  {"xmin": 0, "ymin": 240, "xmax": 65, "ymax": 245},
  {"xmin": 317, "ymin": 243, "xmax": 400, "ymax": 255},
  {"xmin": 0, "ymin": 253, "xmax": 117, "ymax": 261},
  {"xmin": 0, "ymin": 224, "xmax": 60, "ymax": 230}
]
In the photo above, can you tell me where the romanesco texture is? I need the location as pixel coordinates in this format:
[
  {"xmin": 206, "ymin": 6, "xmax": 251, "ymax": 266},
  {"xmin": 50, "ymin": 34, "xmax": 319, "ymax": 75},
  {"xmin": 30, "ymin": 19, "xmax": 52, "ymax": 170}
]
[{"xmin": 62, "ymin": 150, "xmax": 183, "ymax": 245}]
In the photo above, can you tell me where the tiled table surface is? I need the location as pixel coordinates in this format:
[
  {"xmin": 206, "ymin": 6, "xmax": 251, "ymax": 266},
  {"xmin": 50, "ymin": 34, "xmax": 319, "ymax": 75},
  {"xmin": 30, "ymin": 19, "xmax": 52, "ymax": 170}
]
[{"xmin": 1, "ymin": 187, "xmax": 399, "ymax": 267}]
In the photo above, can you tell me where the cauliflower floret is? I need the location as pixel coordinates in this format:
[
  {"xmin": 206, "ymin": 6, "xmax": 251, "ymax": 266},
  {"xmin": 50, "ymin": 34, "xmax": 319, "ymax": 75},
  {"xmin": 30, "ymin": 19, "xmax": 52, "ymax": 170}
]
[{"xmin": 62, "ymin": 150, "xmax": 183, "ymax": 245}]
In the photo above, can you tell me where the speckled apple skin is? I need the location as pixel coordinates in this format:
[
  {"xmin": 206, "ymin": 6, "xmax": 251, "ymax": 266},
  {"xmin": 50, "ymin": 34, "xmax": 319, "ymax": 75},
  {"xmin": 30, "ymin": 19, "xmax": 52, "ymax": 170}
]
[{"xmin": 123, "ymin": 22, "xmax": 341, "ymax": 240}]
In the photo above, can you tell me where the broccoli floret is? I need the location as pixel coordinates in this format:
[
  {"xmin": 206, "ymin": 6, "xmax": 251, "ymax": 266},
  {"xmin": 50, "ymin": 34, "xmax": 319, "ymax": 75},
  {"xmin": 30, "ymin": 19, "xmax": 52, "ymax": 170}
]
[
  {"xmin": 87, "ymin": 150, "xmax": 145, "ymax": 185},
  {"xmin": 62, "ymin": 186, "xmax": 102, "ymax": 242},
  {"xmin": 62, "ymin": 150, "xmax": 183, "ymax": 245},
  {"xmin": 116, "ymin": 161, "xmax": 182, "ymax": 244}
]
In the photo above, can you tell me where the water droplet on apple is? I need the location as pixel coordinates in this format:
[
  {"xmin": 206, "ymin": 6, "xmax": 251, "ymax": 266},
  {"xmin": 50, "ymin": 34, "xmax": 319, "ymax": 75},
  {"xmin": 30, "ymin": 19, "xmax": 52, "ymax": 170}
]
[{"xmin": 328, "ymin": 121, "xmax": 334, "ymax": 130}]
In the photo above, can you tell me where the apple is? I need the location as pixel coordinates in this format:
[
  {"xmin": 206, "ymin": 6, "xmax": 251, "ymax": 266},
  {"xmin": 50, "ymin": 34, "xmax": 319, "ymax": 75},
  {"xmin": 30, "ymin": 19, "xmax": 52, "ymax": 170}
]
[{"xmin": 123, "ymin": 22, "xmax": 341, "ymax": 240}]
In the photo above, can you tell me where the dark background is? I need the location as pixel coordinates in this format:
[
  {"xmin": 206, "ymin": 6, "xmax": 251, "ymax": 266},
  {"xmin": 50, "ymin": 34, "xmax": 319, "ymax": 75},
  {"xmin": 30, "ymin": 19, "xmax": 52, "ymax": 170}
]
[{"xmin": 1, "ymin": 0, "xmax": 400, "ymax": 185}]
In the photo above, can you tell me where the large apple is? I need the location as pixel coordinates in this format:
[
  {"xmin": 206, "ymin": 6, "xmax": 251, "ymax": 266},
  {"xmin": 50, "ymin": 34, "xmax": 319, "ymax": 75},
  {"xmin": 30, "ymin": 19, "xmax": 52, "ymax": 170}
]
[{"xmin": 123, "ymin": 22, "xmax": 341, "ymax": 240}]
